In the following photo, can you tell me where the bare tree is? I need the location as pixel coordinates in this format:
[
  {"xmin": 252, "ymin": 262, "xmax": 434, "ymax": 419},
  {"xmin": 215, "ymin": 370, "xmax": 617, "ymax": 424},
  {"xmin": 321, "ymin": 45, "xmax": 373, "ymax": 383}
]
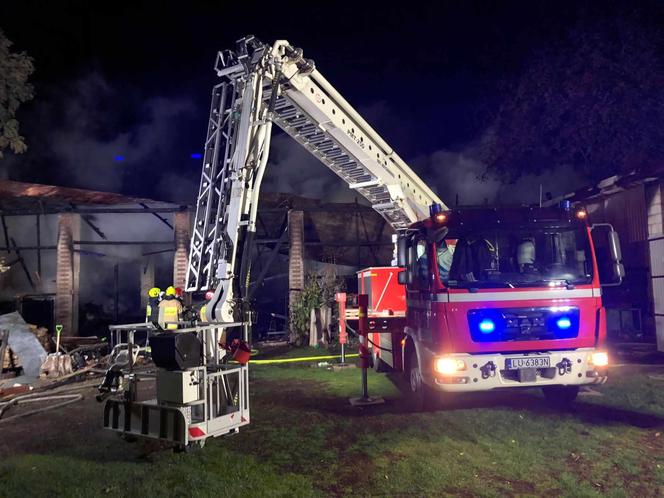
[{"xmin": 483, "ymin": 12, "xmax": 664, "ymax": 182}]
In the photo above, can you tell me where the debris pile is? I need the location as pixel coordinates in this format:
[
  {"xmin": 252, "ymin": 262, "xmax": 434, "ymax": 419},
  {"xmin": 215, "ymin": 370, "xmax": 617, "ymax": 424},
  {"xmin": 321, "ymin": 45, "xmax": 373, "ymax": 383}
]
[
  {"xmin": 0, "ymin": 311, "xmax": 111, "ymax": 382},
  {"xmin": 1, "ymin": 347, "xmax": 20, "ymax": 377},
  {"xmin": 0, "ymin": 313, "xmax": 146, "ymax": 426},
  {"xmin": 40, "ymin": 353, "xmax": 73, "ymax": 378},
  {"xmin": 29, "ymin": 324, "xmax": 52, "ymax": 353},
  {"xmin": 0, "ymin": 312, "xmax": 47, "ymax": 381}
]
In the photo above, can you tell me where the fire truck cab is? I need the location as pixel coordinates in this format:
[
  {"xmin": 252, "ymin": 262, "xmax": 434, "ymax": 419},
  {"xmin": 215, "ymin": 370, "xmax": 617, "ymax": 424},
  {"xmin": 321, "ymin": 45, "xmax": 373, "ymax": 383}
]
[{"xmin": 366, "ymin": 203, "xmax": 624, "ymax": 409}]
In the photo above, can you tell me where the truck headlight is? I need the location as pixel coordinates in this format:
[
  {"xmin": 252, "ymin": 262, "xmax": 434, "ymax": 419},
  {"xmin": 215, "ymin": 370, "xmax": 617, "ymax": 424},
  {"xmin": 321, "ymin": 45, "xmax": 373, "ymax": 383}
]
[
  {"xmin": 434, "ymin": 357, "xmax": 466, "ymax": 375},
  {"xmin": 589, "ymin": 352, "xmax": 608, "ymax": 367}
]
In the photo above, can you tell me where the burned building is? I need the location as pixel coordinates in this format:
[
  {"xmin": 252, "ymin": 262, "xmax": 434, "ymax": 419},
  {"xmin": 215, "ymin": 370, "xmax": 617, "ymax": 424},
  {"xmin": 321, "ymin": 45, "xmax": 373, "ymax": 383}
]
[
  {"xmin": 0, "ymin": 180, "xmax": 189, "ymax": 337},
  {"xmin": 0, "ymin": 180, "xmax": 391, "ymax": 339}
]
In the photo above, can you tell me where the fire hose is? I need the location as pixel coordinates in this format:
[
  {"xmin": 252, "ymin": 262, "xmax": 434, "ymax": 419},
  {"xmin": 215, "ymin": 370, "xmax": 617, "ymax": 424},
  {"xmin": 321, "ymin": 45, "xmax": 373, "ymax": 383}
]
[
  {"xmin": 344, "ymin": 320, "xmax": 393, "ymax": 353},
  {"xmin": 0, "ymin": 392, "xmax": 83, "ymax": 424}
]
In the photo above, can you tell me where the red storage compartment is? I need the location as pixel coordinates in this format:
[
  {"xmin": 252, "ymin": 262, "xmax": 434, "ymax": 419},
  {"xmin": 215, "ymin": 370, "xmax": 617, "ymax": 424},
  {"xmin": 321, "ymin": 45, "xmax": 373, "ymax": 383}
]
[{"xmin": 357, "ymin": 267, "xmax": 406, "ymax": 316}]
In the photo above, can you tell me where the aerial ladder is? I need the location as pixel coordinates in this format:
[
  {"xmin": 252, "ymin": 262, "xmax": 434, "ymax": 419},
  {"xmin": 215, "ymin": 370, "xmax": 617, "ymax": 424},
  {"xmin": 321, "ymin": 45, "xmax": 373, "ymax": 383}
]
[
  {"xmin": 102, "ymin": 36, "xmax": 443, "ymax": 449},
  {"xmin": 187, "ymin": 35, "xmax": 444, "ymax": 324}
]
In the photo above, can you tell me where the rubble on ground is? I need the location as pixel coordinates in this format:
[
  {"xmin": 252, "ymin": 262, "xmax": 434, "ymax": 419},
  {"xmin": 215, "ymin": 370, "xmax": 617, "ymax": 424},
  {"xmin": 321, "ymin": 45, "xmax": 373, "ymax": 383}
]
[
  {"xmin": 0, "ymin": 312, "xmax": 47, "ymax": 381},
  {"xmin": 28, "ymin": 324, "xmax": 52, "ymax": 353},
  {"xmin": 0, "ymin": 311, "xmax": 111, "ymax": 398}
]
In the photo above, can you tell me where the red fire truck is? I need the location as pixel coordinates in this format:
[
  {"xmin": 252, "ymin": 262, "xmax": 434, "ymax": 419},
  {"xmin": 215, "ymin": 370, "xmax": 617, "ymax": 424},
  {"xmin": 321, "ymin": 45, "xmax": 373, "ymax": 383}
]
[
  {"xmin": 102, "ymin": 37, "xmax": 625, "ymax": 447},
  {"xmin": 363, "ymin": 204, "xmax": 624, "ymax": 409}
]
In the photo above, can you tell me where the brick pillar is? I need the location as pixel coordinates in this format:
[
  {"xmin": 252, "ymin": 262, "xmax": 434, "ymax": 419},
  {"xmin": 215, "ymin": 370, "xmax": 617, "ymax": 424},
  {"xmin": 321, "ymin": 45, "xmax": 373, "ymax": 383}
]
[
  {"xmin": 288, "ymin": 210, "xmax": 305, "ymax": 339},
  {"xmin": 173, "ymin": 211, "xmax": 190, "ymax": 303},
  {"xmin": 140, "ymin": 258, "xmax": 155, "ymax": 309},
  {"xmin": 55, "ymin": 214, "xmax": 80, "ymax": 336}
]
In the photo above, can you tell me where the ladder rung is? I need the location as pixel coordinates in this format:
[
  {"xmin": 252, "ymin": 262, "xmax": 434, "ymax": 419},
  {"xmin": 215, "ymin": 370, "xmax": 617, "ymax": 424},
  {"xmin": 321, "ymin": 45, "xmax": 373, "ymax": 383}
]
[{"xmin": 349, "ymin": 179, "xmax": 381, "ymax": 189}]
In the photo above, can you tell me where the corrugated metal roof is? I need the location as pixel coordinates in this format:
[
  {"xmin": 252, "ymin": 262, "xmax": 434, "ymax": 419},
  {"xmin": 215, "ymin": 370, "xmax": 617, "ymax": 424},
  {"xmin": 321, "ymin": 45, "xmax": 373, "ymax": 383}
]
[
  {"xmin": 0, "ymin": 180, "xmax": 173, "ymax": 205},
  {"xmin": 544, "ymin": 164, "xmax": 664, "ymax": 206}
]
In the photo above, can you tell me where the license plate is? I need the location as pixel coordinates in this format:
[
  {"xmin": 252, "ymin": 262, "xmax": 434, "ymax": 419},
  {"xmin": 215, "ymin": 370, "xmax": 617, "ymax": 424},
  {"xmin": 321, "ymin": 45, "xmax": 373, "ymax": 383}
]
[{"xmin": 505, "ymin": 356, "xmax": 550, "ymax": 370}]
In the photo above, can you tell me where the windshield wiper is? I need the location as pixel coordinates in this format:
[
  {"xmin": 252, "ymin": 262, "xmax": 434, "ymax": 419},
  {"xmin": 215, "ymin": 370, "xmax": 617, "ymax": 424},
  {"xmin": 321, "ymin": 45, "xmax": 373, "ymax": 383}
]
[
  {"xmin": 450, "ymin": 279, "xmax": 577, "ymax": 290},
  {"xmin": 447, "ymin": 280, "xmax": 517, "ymax": 290},
  {"xmin": 533, "ymin": 278, "xmax": 576, "ymax": 290}
]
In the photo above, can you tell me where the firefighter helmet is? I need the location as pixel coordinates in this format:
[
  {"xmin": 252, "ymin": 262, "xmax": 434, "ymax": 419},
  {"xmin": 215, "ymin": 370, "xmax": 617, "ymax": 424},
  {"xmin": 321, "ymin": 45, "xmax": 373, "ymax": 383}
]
[
  {"xmin": 165, "ymin": 286, "xmax": 177, "ymax": 296},
  {"xmin": 148, "ymin": 287, "xmax": 161, "ymax": 298}
]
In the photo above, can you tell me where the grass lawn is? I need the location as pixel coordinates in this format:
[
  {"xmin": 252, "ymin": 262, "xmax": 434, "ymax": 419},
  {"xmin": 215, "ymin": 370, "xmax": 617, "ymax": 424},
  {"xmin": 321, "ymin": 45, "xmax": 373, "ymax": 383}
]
[{"xmin": 0, "ymin": 357, "xmax": 663, "ymax": 497}]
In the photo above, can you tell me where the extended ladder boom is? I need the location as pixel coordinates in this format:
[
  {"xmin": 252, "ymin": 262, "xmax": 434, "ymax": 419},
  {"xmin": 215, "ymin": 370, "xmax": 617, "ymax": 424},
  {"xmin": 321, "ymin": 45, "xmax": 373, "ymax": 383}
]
[
  {"xmin": 186, "ymin": 36, "xmax": 445, "ymax": 323},
  {"xmin": 268, "ymin": 40, "xmax": 444, "ymax": 228}
]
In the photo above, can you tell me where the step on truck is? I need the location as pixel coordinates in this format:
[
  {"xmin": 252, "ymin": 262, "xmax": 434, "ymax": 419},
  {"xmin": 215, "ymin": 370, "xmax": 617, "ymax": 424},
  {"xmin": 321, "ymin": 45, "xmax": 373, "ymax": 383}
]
[{"xmin": 362, "ymin": 204, "xmax": 624, "ymax": 409}]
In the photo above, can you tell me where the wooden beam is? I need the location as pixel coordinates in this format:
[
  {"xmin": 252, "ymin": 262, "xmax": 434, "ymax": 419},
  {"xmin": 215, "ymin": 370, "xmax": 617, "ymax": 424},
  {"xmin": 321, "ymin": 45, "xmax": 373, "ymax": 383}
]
[
  {"xmin": 10, "ymin": 238, "xmax": 35, "ymax": 290},
  {"xmin": 36, "ymin": 215, "xmax": 42, "ymax": 276},
  {"xmin": 248, "ymin": 225, "xmax": 288, "ymax": 299},
  {"xmin": 81, "ymin": 215, "xmax": 108, "ymax": 240},
  {"xmin": 140, "ymin": 202, "xmax": 173, "ymax": 229},
  {"xmin": 1, "ymin": 215, "xmax": 10, "ymax": 254},
  {"xmin": 73, "ymin": 241, "xmax": 173, "ymax": 246}
]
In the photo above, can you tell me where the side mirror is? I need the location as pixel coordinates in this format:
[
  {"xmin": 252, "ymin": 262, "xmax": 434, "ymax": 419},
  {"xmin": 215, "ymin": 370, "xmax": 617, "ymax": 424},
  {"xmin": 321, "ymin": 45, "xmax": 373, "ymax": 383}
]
[
  {"xmin": 591, "ymin": 223, "xmax": 624, "ymax": 286},
  {"xmin": 397, "ymin": 236, "xmax": 409, "ymax": 268},
  {"xmin": 613, "ymin": 261, "xmax": 625, "ymax": 280},
  {"xmin": 608, "ymin": 230, "xmax": 622, "ymax": 263}
]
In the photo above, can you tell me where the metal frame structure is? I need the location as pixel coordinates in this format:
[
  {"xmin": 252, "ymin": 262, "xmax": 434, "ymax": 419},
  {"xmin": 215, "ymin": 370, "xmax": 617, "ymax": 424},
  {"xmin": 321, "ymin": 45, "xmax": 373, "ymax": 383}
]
[
  {"xmin": 105, "ymin": 35, "xmax": 447, "ymax": 447},
  {"xmin": 186, "ymin": 35, "xmax": 445, "ymax": 326}
]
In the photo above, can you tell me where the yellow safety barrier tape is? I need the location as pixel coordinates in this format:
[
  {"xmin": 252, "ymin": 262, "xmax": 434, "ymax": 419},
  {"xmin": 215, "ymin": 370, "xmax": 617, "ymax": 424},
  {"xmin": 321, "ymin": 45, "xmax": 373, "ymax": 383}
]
[{"xmin": 250, "ymin": 353, "xmax": 359, "ymax": 365}]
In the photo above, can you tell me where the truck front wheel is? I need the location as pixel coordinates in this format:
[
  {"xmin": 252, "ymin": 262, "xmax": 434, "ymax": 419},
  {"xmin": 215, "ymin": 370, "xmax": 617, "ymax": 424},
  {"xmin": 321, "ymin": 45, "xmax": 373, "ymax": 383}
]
[
  {"xmin": 408, "ymin": 350, "xmax": 438, "ymax": 411},
  {"xmin": 542, "ymin": 385, "xmax": 579, "ymax": 406}
]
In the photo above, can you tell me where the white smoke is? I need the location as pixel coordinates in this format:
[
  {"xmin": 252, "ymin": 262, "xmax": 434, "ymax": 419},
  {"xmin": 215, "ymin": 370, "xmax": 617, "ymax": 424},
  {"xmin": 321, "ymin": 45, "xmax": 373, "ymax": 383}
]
[
  {"xmin": 262, "ymin": 108, "xmax": 587, "ymax": 207},
  {"xmin": 262, "ymin": 132, "xmax": 360, "ymax": 203},
  {"xmin": 0, "ymin": 70, "xmax": 196, "ymax": 316},
  {"xmin": 2, "ymin": 71, "xmax": 198, "ymax": 194},
  {"xmin": 411, "ymin": 140, "xmax": 587, "ymax": 207}
]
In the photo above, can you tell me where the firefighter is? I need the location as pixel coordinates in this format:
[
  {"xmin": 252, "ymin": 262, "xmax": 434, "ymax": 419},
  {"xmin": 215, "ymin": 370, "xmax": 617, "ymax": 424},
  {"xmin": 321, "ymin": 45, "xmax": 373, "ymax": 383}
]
[
  {"xmin": 436, "ymin": 239, "xmax": 454, "ymax": 280},
  {"xmin": 158, "ymin": 286, "xmax": 183, "ymax": 329},
  {"xmin": 146, "ymin": 287, "xmax": 161, "ymax": 325},
  {"xmin": 449, "ymin": 237, "xmax": 495, "ymax": 281},
  {"xmin": 517, "ymin": 238, "xmax": 537, "ymax": 273}
]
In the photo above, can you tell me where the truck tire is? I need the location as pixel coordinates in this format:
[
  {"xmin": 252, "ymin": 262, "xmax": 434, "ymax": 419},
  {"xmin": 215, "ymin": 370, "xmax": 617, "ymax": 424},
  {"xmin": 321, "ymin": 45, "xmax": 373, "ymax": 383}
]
[
  {"xmin": 542, "ymin": 385, "xmax": 579, "ymax": 406},
  {"xmin": 407, "ymin": 349, "xmax": 438, "ymax": 411}
]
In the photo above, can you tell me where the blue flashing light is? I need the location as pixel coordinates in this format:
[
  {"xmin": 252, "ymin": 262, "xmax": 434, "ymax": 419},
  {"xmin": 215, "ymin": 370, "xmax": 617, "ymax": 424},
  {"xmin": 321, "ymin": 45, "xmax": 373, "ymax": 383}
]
[
  {"xmin": 429, "ymin": 203, "xmax": 443, "ymax": 216},
  {"xmin": 559, "ymin": 200, "xmax": 572, "ymax": 211},
  {"xmin": 479, "ymin": 319, "xmax": 496, "ymax": 334},
  {"xmin": 556, "ymin": 317, "xmax": 572, "ymax": 330},
  {"xmin": 114, "ymin": 155, "xmax": 125, "ymax": 162},
  {"xmin": 190, "ymin": 153, "xmax": 203, "ymax": 159}
]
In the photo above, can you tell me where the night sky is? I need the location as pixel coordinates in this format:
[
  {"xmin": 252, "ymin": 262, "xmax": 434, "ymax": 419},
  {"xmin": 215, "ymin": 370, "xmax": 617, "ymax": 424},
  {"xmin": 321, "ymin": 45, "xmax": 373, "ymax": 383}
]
[{"xmin": 1, "ymin": 1, "xmax": 662, "ymax": 205}]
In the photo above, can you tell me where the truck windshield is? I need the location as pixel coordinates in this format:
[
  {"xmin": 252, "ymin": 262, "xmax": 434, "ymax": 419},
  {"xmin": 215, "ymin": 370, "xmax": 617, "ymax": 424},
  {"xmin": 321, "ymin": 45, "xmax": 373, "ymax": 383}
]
[{"xmin": 434, "ymin": 226, "xmax": 593, "ymax": 288}]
